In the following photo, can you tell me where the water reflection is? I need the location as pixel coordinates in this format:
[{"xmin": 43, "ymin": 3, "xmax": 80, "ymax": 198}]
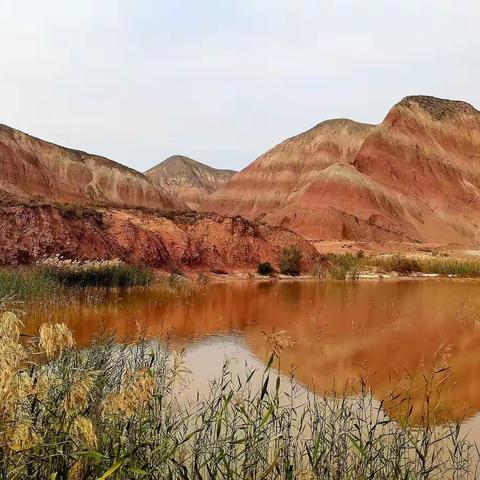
[{"xmin": 24, "ymin": 278, "xmax": 480, "ymax": 423}]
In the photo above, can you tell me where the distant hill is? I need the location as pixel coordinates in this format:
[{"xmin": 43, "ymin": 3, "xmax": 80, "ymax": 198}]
[
  {"xmin": 202, "ymin": 96, "xmax": 480, "ymax": 244},
  {"xmin": 0, "ymin": 124, "xmax": 183, "ymax": 210},
  {"xmin": 145, "ymin": 155, "xmax": 236, "ymax": 210}
]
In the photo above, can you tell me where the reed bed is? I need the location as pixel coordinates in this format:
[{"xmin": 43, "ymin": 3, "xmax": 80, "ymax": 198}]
[
  {"xmin": 37, "ymin": 256, "xmax": 154, "ymax": 288},
  {"xmin": 312, "ymin": 253, "xmax": 362, "ymax": 280},
  {"xmin": 313, "ymin": 253, "xmax": 480, "ymax": 279},
  {"xmin": 0, "ymin": 309, "xmax": 478, "ymax": 479},
  {"xmin": 369, "ymin": 254, "xmax": 480, "ymax": 277},
  {"xmin": 0, "ymin": 269, "xmax": 60, "ymax": 300},
  {"xmin": 414, "ymin": 256, "xmax": 480, "ymax": 277},
  {"xmin": 0, "ymin": 257, "xmax": 156, "ymax": 305}
]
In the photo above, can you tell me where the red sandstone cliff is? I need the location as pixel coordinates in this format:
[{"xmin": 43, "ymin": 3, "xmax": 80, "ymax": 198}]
[{"xmin": 0, "ymin": 203, "xmax": 318, "ymax": 271}]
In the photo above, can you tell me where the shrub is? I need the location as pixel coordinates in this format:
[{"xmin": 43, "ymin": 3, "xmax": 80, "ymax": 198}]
[
  {"xmin": 279, "ymin": 246, "xmax": 302, "ymax": 276},
  {"xmin": 257, "ymin": 262, "xmax": 274, "ymax": 276},
  {"xmin": 372, "ymin": 254, "xmax": 420, "ymax": 274},
  {"xmin": 326, "ymin": 254, "xmax": 362, "ymax": 280}
]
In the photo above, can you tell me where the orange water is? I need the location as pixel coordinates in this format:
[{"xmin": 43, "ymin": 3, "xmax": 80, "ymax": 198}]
[{"xmin": 24, "ymin": 278, "xmax": 480, "ymax": 426}]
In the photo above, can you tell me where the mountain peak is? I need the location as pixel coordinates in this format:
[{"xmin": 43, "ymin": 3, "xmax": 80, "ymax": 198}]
[
  {"xmin": 396, "ymin": 95, "xmax": 480, "ymax": 120},
  {"xmin": 145, "ymin": 156, "xmax": 236, "ymax": 210}
]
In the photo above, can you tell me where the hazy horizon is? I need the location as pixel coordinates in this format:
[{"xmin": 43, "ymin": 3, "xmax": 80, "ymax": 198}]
[{"xmin": 1, "ymin": 1, "xmax": 479, "ymax": 172}]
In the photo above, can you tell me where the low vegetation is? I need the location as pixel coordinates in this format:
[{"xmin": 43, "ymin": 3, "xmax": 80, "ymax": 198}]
[
  {"xmin": 0, "ymin": 257, "xmax": 154, "ymax": 302},
  {"xmin": 0, "ymin": 269, "xmax": 60, "ymax": 301},
  {"xmin": 328, "ymin": 253, "xmax": 361, "ymax": 280},
  {"xmin": 280, "ymin": 246, "xmax": 302, "ymax": 276},
  {"xmin": 257, "ymin": 262, "xmax": 274, "ymax": 276},
  {"xmin": 38, "ymin": 256, "xmax": 154, "ymax": 288},
  {"xmin": 370, "ymin": 254, "xmax": 480, "ymax": 277},
  {"xmin": 311, "ymin": 254, "xmax": 361, "ymax": 280},
  {"xmin": 0, "ymin": 311, "xmax": 478, "ymax": 479},
  {"xmin": 312, "ymin": 252, "xmax": 480, "ymax": 279},
  {"xmin": 368, "ymin": 254, "xmax": 421, "ymax": 275},
  {"xmin": 407, "ymin": 256, "xmax": 480, "ymax": 277}
]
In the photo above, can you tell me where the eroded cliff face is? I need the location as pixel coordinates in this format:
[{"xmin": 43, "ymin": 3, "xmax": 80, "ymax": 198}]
[
  {"xmin": 202, "ymin": 96, "xmax": 480, "ymax": 243},
  {"xmin": 0, "ymin": 124, "xmax": 183, "ymax": 210},
  {"xmin": 201, "ymin": 119, "xmax": 378, "ymax": 239},
  {"xmin": 145, "ymin": 156, "xmax": 236, "ymax": 210},
  {"xmin": 351, "ymin": 96, "xmax": 480, "ymax": 243},
  {"xmin": 0, "ymin": 203, "xmax": 318, "ymax": 271}
]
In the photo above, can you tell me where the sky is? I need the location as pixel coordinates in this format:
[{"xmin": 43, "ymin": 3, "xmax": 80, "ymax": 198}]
[{"xmin": 0, "ymin": 0, "xmax": 478, "ymax": 172}]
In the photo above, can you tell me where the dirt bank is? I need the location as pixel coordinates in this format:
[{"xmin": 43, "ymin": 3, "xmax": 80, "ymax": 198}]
[{"xmin": 0, "ymin": 203, "xmax": 318, "ymax": 272}]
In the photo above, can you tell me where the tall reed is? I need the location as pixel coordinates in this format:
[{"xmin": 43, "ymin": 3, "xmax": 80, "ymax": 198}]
[{"xmin": 0, "ymin": 309, "xmax": 478, "ymax": 479}]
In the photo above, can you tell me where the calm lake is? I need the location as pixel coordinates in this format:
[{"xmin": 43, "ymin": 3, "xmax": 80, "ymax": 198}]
[{"xmin": 25, "ymin": 278, "xmax": 480, "ymax": 438}]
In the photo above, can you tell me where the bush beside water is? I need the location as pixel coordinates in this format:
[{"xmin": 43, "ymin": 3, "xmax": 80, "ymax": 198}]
[
  {"xmin": 280, "ymin": 246, "xmax": 302, "ymax": 276},
  {"xmin": 0, "ymin": 269, "xmax": 59, "ymax": 300},
  {"xmin": 257, "ymin": 262, "xmax": 274, "ymax": 276}
]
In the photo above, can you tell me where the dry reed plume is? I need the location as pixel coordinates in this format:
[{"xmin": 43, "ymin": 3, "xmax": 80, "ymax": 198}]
[{"xmin": 0, "ymin": 306, "xmax": 479, "ymax": 479}]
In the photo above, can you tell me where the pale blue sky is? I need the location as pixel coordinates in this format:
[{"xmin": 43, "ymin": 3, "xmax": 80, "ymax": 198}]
[{"xmin": 0, "ymin": 0, "xmax": 478, "ymax": 171}]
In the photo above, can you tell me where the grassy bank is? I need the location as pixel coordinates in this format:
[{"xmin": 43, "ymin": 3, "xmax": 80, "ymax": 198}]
[
  {"xmin": 0, "ymin": 311, "xmax": 478, "ymax": 479},
  {"xmin": 0, "ymin": 258, "xmax": 154, "ymax": 302},
  {"xmin": 0, "ymin": 269, "xmax": 59, "ymax": 300},
  {"xmin": 313, "ymin": 253, "xmax": 480, "ymax": 279}
]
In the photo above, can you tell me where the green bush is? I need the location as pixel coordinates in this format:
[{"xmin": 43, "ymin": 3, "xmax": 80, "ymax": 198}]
[
  {"xmin": 279, "ymin": 246, "xmax": 302, "ymax": 276},
  {"xmin": 257, "ymin": 262, "xmax": 274, "ymax": 276},
  {"xmin": 326, "ymin": 254, "xmax": 361, "ymax": 280}
]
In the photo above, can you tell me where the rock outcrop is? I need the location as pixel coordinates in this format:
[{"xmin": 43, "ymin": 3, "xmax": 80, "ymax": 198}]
[
  {"xmin": 202, "ymin": 96, "xmax": 480, "ymax": 243},
  {"xmin": 145, "ymin": 155, "xmax": 236, "ymax": 210},
  {"xmin": 0, "ymin": 203, "xmax": 318, "ymax": 271},
  {"xmin": 0, "ymin": 124, "xmax": 183, "ymax": 210}
]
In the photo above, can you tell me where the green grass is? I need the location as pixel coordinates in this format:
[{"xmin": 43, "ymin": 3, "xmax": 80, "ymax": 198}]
[
  {"xmin": 0, "ymin": 259, "xmax": 155, "ymax": 302},
  {"xmin": 312, "ymin": 254, "xmax": 362, "ymax": 280},
  {"xmin": 0, "ymin": 312, "xmax": 478, "ymax": 479},
  {"xmin": 38, "ymin": 261, "xmax": 154, "ymax": 288},
  {"xmin": 0, "ymin": 269, "xmax": 60, "ymax": 300}
]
